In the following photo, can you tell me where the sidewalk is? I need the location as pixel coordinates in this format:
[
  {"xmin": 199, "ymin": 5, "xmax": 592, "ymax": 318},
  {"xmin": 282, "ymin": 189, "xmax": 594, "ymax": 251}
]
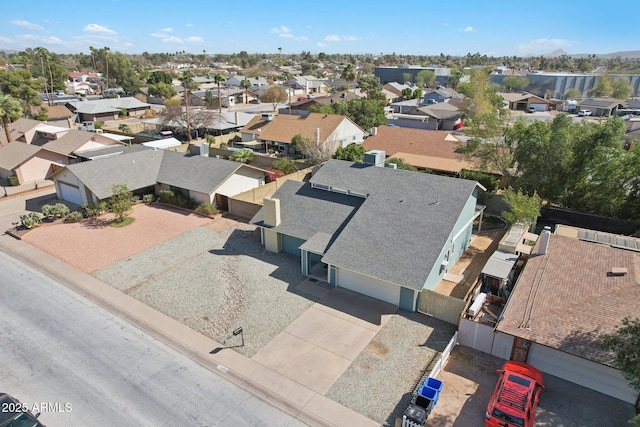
[{"xmin": 0, "ymin": 234, "xmax": 378, "ymax": 427}]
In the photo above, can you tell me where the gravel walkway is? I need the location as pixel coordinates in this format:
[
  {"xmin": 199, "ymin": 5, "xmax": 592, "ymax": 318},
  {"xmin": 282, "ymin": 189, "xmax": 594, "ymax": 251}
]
[{"xmin": 325, "ymin": 311, "xmax": 456, "ymax": 425}]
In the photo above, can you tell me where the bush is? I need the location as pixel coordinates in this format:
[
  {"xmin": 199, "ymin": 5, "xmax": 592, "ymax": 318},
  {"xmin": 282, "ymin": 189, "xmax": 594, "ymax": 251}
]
[
  {"xmin": 41, "ymin": 203, "xmax": 69, "ymax": 219},
  {"xmin": 219, "ymin": 141, "xmax": 228, "ymax": 149},
  {"xmin": 265, "ymin": 168, "xmax": 285, "ymax": 183},
  {"xmin": 20, "ymin": 212, "xmax": 42, "ymax": 229},
  {"xmin": 131, "ymin": 195, "xmax": 141, "ymax": 204},
  {"xmin": 142, "ymin": 194, "xmax": 154, "ymax": 203},
  {"xmin": 272, "ymin": 158, "xmax": 298, "ymax": 175},
  {"xmin": 158, "ymin": 189, "xmax": 175, "ymax": 204},
  {"xmin": 459, "ymin": 169, "xmax": 500, "ymax": 193},
  {"xmin": 195, "ymin": 202, "xmax": 219, "ymax": 216},
  {"xmin": 64, "ymin": 211, "xmax": 84, "ymax": 222},
  {"xmin": 206, "ymin": 135, "xmax": 216, "ymax": 145},
  {"xmin": 158, "ymin": 189, "xmax": 195, "ymax": 209},
  {"xmin": 6, "ymin": 175, "xmax": 19, "ymax": 186}
]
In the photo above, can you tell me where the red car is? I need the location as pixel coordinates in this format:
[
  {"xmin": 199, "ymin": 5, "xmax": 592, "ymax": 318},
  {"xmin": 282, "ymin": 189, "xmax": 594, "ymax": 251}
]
[{"xmin": 485, "ymin": 361, "xmax": 544, "ymax": 427}]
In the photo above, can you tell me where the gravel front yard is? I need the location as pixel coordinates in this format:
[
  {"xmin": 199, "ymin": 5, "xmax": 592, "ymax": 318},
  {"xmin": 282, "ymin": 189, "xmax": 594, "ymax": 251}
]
[
  {"xmin": 93, "ymin": 223, "xmax": 317, "ymax": 357},
  {"xmin": 325, "ymin": 311, "xmax": 457, "ymax": 425}
]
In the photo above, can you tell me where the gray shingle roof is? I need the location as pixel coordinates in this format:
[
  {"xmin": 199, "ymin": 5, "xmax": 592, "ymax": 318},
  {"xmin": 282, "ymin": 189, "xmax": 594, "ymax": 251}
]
[
  {"xmin": 158, "ymin": 152, "xmax": 242, "ymax": 195},
  {"xmin": 253, "ymin": 160, "xmax": 479, "ymax": 290},
  {"xmin": 42, "ymin": 130, "xmax": 102, "ymax": 156}
]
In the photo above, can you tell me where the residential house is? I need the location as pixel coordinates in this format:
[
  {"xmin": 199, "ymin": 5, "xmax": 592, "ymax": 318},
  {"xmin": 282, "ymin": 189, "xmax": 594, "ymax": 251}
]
[
  {"xmin": 414, "ymin": 103, "xmax": 463, "ymax": 131},
  {"xmin": 383, "ymin": 82, "xmax": 416, "ymax": 102},
  {"xmin": 0, "ymin": 141, "xmax": 67, "ymax": 184},
  {"xmin": 66, "ymin": 98, "xmax": 152, "ymax": 122},
  {"xmin": 493, "ymin": 226, "xmax": 640, "ymax": 404},
  {"xmin": 497, "ymin": 92, "xmax": 551, "ymax": 112},
  {"xmin": 577, "ymin": 98, "xmax": 623, "ymax": 117},
  {"xmin": 143, "ymin": 110, "xmax": 255, "ymax": 136},
  {"xmin": 281, "ymin": 92, "xmax": 359, "ymax": 116},
  {"xmin": 5, "ymin": 118, "xmax": 50, "ymax": 144},
  {"xmin": 362, "ymin": 126, "xmax": 478, "ymax": 175},
  {"xmin": 41, "ymin": 129, "xmax": 126, "ymax": 164},
  {"xmin": 225, "ymin": 76, "xmax": 268, "ymax": 88},
  {"xmin": 52, "ymin": 147, "xmax": 267, "ymax": 208},
  {"xmin": 250, "ymin": 157, "xmax": 485, "ymax": 311},
  {"xmin": 29, "ymin": 103, "xmax": 75, "ymax": 128},
  {"xmin": 239, "ymin": 112, "xmax": 365, "ymax": 154},
  {"xmin": 389, "ymin": 98, "xmax": 422, "ymax": 114},
  {"xmin": 290, "ymin": 75, "xmax": 330, "ymax": 95},
  {"xmin": 423, "ymin": 87, "xmax": 464, "ymax": 105}
]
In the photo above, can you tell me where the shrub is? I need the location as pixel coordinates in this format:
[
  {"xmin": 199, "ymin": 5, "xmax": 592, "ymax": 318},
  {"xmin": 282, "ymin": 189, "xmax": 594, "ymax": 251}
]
[
  {"xmin": 459, "ymin": 170, "xmax": 500, "ymax": 193},
  {"xmin": 131, "ymin": 195, "xmax": 141, "ymax": 204},
  {"xmin": 195, "ymin": 202, "xmax": 219, "ymax": 216},
  {"xmin": 108, "ymin": 184, "xmax": 133, "ymax": 221},
  {"xmin": 6, "ymin": 175, "xmax": 19, "ymax": 186},
  {"xmin": 219, "ymin": 141, "xmax": 228, "ymax": 149},
  {"xmin": 20, "ymin": 212, "xmax": 42, "ymax": 229},
  {"xmin": 98, "ymin": 201, "xmax": 109, "ymax": 213},
  {"xmin": 158, "ymin": 189, "xmax": 195, "ymax": 209},
  {"xmin": 206, "ymin": 135, "xmax": 216, "ymax": 145},
  {"xmin": 142, "ymin": 194, "xmax": 154, "ymax": 203},
  {"xmin": 41, "ymin": 203, "xmax": 69, "ymax": 219},
  {"xmin": 272, "ymin": 158, "xmax": 298, "ymax": 175},
  {"xmin": 265, "ymin": 168, "xmax": 285, "ymax": 183},
  {"xmin": 158, "ymin": 189, "xmax": 175, "ymax": 204},
  {"xmin": 64, "ymin": 211, "xmax": 84, "ymax": 222},
  {"xmin": 41, "ymin": 204, "xmax": 55, "ymax": 219}
]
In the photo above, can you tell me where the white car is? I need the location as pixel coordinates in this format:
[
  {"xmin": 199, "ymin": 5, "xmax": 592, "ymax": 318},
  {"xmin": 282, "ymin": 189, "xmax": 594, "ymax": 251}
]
[{"xmin": 578, "ymin": 110, "xmax": 592, "ymax": 117}]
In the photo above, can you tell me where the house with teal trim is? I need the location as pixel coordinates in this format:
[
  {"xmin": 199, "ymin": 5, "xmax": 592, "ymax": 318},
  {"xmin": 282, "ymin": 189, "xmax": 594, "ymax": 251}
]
[{"xmin": 250, "ymin": 153, "xmax": 485, "ymax": 311}]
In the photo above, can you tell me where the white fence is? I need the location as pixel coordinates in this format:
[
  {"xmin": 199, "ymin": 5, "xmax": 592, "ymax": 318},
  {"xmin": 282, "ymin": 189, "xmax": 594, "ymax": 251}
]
[{"xmin": 428, "ymin": 331, "xmax": 458, "ymax": 379}]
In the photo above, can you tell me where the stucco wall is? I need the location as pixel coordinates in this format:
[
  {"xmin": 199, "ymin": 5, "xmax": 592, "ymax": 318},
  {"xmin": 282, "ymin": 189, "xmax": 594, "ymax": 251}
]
[
  {"xmin": 214, "ymin": 167, "xmax": 265, "ymax": 197},
  {"xmin": 15, "ymin": 151, "xmax": 66, "ymax": 184}
]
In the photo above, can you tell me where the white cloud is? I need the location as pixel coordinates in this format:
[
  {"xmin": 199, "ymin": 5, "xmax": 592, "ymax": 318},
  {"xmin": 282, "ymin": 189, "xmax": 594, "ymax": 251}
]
[
  {"xmin": 317, "ymin": 42, "xmax": 328, "ymax": 48},
  {"xmin": 161, "ymin": 27, "xmax": 173, "ymax": 32},
  {"xmin": 279, "ymin": 33, "xmax": 293, "ymax": 38},
  {"xmin": 186, "ymin": 23, "xmax": 193, "ymax": 27},
  {"xmin": 324, "ymin": 34, "xmax": 358, "ymax": 42},
  {"xmin": 161, "ymin": 36, "xmax": 183, "ymax": 43},
  {"xmin": 83, "ymin": 24, "xmax": 117, "ymax": 35},
  {"xmin": 297, "ymin": 36, "xmax": 308, "ymax": 41},
  {"xmin": 517, "ymin": 38, "xmax": 576, "ymax": 55},
  {"xmin": 18, "ymin": 34, "xmax": 64, "ymax": 44},
  {"xmin": 0, "ymin": 36, "xmax": 13, "ymax": 43},
  {"xmin": 461, "ymin": 26, "xmax": 475, "ymax": 32},
  {"xmin": 271, "ymin": 26, "xmax": 292, "ymax": 34},
  {"xmin": 12, "ymin": 20, "xmax": 43, "ymax": 30},
  {"xmin": 186, "ymin": 36, "xmax": 203, "ymax": 43}
]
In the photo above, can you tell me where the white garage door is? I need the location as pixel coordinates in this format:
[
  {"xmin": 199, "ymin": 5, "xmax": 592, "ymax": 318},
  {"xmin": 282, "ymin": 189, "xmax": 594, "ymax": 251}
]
[
  {"xmin": 58, "ymin": 182, "xmax": 83, "ymax": 206},
  {"xmin": 337, "ymin": 268, "xmax": 400, "ymax": 306},
  {"xmin": 527, "ymin": 343, "xmax": 637, "ymax": 403}
]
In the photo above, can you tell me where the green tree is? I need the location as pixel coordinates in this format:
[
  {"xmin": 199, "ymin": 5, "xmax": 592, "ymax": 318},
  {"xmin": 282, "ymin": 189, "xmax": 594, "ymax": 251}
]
[
  {"xmin": 261, "ymin": 86, "xmax": 287, "ymax": 110},
  {"xmin": 412, "ymin": 88, "xmax": 423, "ymax": 99},
  {"xmin": 588, "ymin": 74, "xmax": 614, "ymax": 97},
  {"xmin": 240, "ymin": 77, "xmax": 252, "ymax": 104},
  {"xmin": 401, "ymin": 87, "xmax": 413, "ymax": 99},
  {"xmin": 599, "ymin": 317, "xmax": 640, "ymax": 425},
  {"xmin": 108, "ymin": 184, "xmax": 133, "ymax": 222},
  {"xmin": 310, "ymin": 98, "xmax": 386, "ymax": 131},
  {"xmin": 0, "ymin": 69, "xmax": 43, "ymax": 115},
  {"xmin": 230, "ymin": 148, "xmax": 254, "ymax": 163},
  {"xmin": 501, "ymin": 187, "xmax": 541, "ymax": 225},
  {"xmin": 415, "ymin": 70, "xmax": 436, "ymax": 88},
  {"xmin": 204, "ymin": 90, "xmax": 218, "ymax": 109},
  {"xmin": 290, "ymin": 133, "xmax": 331, "ymax": 163},
  {"xmin": 612, "ymin": 77, "xmax": 633, "ymax": 99},
  {"xmin": 0, "ymin": 94, "xmax": 22, "ymax": 142},
  {"xmin": 341, "ymin": 64, "xmax": 356, "ymax": 94},
  {"xmin": 447, "ymin": 67, "xmax": 464, "ymax": 90},
  {"xmin": 564, "ymin": 88, "xmax": 582, "ymax": 99},
  {"xmin": 281, "ymin": 71, "xmax": 293, "ymax": 114},
  {"xmin": 385, "ymin": 157, "xmax": 418, "ymax": 171},
  {"xmin": 333, "ymin": 143, "xmax": 366, "ymax": 162},
  {"xmin": 357, "ymin": 75, "xmax": 386, "ymax": 104},
  {"xmin": 179, "ymin": 71, "xmax": 196, "ymax": 142},
  {"xmin": 502, "ymin": 75, "xmax": 529, "ymax": 92},
  {"xmin": 460, "ymin": 69, "xmax": 506, "ymax": 139},
  {"xmin": 118, "ymin": 124, "xmax": 132, "ymax": 134},
  {"xmin": 213, "ymin": 72, "xmax": 226, "ymax": 113},
  {"xmin": 148, "ymin": 82, "xmax": 176, "ymax": 99},
  {"xmin": 147, "ymin": 71, "xmax": 172, "ymax": 85}
]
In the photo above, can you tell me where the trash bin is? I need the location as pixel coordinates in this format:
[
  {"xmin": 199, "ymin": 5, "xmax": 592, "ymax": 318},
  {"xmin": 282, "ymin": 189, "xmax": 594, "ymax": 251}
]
[
  {"xmin": 402, "ymin": 403, "xmax": 427, "ymax": 426},
  {"xmin": 418, "ymin": 384, "xmax": 439, "ymax": 402},
  {"xmin": 423, "ymin": 377, "xmax": 443, "ymax": 394}
]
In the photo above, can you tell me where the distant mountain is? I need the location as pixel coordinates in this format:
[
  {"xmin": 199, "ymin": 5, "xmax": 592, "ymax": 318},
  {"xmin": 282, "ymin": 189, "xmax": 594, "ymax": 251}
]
[
  {"xmin": 544, "ymin": 49, "xmax": 640, "ymax": 59},
  {"xmin": 0, "ymin": 48, "xmax": 18, "ymax": 54}
]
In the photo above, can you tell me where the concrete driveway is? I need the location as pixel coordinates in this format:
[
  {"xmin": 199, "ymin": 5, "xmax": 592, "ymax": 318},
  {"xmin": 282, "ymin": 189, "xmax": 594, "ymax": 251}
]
[{"xmin": 252, "ymin": 278, "xmax": 397, "ymax": 395}]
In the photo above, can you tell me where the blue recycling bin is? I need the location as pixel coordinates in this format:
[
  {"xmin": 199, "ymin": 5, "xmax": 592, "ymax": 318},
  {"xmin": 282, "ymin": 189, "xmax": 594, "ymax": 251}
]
[
  {"xmin": 423, "ymin": 377, "xmax": 443, "ymax": 394},
  {"xmin": 418, "ymin": 384, "xmax": 439, "ymax": 405}
]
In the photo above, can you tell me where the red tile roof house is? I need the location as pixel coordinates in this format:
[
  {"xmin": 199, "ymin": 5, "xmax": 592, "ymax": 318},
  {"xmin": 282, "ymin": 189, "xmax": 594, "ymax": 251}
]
[
  {"xmin": 362, "ymin": 125, "xmax": 485, "ymax": 176},
  {"xmin": 492, "ymin": 226, "xmax": 640, "ymax": 405},
  {"xmin": 239, "ymin": 112, "xmax": 365, "ymax": 156}
]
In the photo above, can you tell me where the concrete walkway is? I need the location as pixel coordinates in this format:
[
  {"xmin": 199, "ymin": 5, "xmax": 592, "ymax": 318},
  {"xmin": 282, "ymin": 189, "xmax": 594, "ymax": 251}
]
[
  {"xmin": 253, "ymin": 279, "xmax": 396, "ymax": 395},
  {"xmin": 0, "ymin": 234, "xmax": 379, "ymax": 427}
]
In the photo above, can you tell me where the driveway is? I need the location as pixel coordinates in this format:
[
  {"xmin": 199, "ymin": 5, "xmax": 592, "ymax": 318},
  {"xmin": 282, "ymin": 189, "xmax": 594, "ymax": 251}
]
[{"xmin": 253, "ymin": 279, "xmax": 396, "ymax": 395}]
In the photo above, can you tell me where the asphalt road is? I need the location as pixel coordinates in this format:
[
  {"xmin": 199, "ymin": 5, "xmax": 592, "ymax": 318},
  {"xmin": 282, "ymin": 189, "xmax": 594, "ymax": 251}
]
[{"xmin": 0, "ymin": 250, "xmax": 306, "ymax": 427}]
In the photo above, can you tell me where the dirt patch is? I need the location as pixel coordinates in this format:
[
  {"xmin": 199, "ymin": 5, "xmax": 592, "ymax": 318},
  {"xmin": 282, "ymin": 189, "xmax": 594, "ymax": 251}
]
[{"xmin": 23, "ymin": 204, "xmax": 213, "ymax": 273}]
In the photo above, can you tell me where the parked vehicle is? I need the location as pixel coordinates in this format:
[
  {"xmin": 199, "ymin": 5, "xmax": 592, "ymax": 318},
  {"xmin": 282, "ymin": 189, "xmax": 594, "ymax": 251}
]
[
  {"xmin": 249, "ymin": 99, "xmax": 260, "ymax": 104},
  {"xmin": 0, "ymin": 393, "xmax": 45, "ymax": 427},
  {"xmin": 485, "ymin": 361, "xmax": 544, "ymax": 427},
  {"xmin": 527, "ymin": 106, "xmax": 536, "ymax": 113},
  {"xmin": 578, "ymin": 109, "xmax": 592, "ymax": 117}
]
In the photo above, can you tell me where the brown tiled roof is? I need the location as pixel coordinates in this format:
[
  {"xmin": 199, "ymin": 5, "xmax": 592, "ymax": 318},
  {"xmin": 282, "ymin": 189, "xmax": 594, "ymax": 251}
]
[
  {"xmin": 42, "ymin": 130, "xmax": 116, "ymax": 156},
  {"xmin": 497, "ymin": 234, "xmax": 640, "ymax": 366},
  {"xmin": 240, "ymin": 112, "xmax": 351, "ymax": 144},
  {"xmin": 44, "ymin": 104, "xmax": 74, "ymax": 119},
  {"xmin": 363, "ymin": 126, "xmax": 462, "ymax": 160},
  {"xmin": 9, "ymin": 118, "xmax": 45, "ymax": 134}
]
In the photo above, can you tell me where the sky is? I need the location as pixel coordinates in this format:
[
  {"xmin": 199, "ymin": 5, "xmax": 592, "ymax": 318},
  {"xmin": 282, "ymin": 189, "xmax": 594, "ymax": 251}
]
[{"xmin": 1, "ymin": 0, "xmax": 637, "ymax": 57}]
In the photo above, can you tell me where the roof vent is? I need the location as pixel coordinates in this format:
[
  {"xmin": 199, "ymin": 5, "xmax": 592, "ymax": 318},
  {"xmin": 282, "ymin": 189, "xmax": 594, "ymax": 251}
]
[{"xmin": 611, "ymin": 267, "xmax": 627, "ymax": 276}]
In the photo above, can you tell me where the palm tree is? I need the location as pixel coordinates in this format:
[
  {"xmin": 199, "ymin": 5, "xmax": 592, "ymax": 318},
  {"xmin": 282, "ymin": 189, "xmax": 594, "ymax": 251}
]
[
  {"xmin": 35, "ymin": 47, "xmax": 51, "ymax": 106},
  {"xmin": 0, "ymin": 94, "xmax": 22, "ymax": 142},
  {"xmin": 104, "ymin": 46, "xmax": 111, "ymax": 93},
  {"xmin": 341, "ymin": 64, "xmax": 356, "ymax": 95},
  {"xmin": 213, "ymin": 72, "xmax": 226, "ymax": 113},
  {"xmin": 281, "ymin": 71, "xmax": 293, "ymax": 114},
  {"xmin": 240, "ymin": 78, "xmax": 251, "ymax": 104},
  {"xmin": 179, "ymin": 71, "xmax": 195, "ymax": 142}
]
